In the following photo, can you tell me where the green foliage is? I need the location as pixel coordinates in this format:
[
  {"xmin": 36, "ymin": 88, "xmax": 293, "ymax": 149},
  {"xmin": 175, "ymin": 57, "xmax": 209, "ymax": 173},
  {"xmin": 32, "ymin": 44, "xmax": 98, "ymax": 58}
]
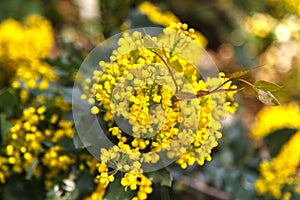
[
  {"xmin": 0, "ymin": 114, "xmax": 12, "ymax": 145},
  {"xmin": 0, "ymin": 0, "xmax": 42, "ymax": 22},
  {"xmin": 255, "ymin": 80, "xmax": 282, "ymax": 92},
  {"xmin": 0, "ymin": 89, "xmax": 20, "ymax": 117},
  {"xmin": 147, "ymin": 168, "xmax": 173, "ymax": 187},
  {"xmin": 104, "ymin": 174, "xmax": 136, "ymax": 200},
  {"xmin": 264, "ymin": 128, "xmax": 298, "ymax": 157}
]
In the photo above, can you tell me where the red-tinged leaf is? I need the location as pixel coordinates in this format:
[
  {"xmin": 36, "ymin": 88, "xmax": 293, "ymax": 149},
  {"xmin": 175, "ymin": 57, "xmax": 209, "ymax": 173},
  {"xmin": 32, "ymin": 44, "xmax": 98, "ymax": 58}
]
[{"xmin": 196, "ymin": 90, "xmax": 210, "ymax": 97}]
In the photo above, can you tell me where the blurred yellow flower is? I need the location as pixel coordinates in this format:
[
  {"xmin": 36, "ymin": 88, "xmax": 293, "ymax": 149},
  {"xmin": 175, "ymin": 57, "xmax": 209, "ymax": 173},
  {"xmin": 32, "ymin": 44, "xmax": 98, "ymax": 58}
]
[
  {"xmin": 255, "ymin": 130, "xmax": 300, "ymax": 199},
  {"xmin": 138, "ymin": 1, "xmax": 180, "ymax": 27},
  {"xmin": 0, "ymin": 15, "xmax": 55, "ymax": 90},
  {"xmin": 250, "ymin": 103, "xmax": 300, "ymax": 141},
  {"xmin": 138, "ymin": 1, "xmax": 207, "ymax": 47},
  {"xmin": 251, "ymin": 103, "xmax": 300, "ymax": 199}
]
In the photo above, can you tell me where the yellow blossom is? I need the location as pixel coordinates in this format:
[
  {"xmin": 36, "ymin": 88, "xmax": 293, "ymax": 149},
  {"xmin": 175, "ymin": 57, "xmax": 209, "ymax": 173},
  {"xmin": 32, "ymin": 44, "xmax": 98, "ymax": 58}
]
[
  {"xmin": 0, "ymin": 15, "xmax": 55, "ymax": 88},
  {"xmin": 250, "ymin": 103, "xmax": 300, "ymax": 141},
  {"xmin": 252, "ymin": 103, "xmax": 300, "ymax": 199}
]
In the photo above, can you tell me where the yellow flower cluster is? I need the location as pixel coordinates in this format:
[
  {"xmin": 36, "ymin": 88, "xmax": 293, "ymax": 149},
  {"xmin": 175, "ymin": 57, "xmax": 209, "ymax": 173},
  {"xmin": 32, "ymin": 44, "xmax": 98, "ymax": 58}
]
[
  {"xmin": 84, "ymin": 183, "xmax": 106, "ymax": 200},
  {"xmin": 0, "ymin": 15, "xmax": 77, "ymax": 191},
  {"xmin": 251, "ymin": 103, "xmax": 300, "ymax": 199},
  {"xmin": 138, "ymin": 1, "xmax": 207, "ymax": 47},
  {"xmin": 95, "ymin": 163, "xmax": 115, "ymax": 187},
  {"xmin": 250, "ymin": 103, "xmax": 300, "ymax": 141},
  {"xmin": 121, "ymin": 172, "xmax": 153, "ymax": 200},
  {"xmin": 176, "ymin": 73, "xmax": 237, "ymax": 168},
  {"xmin": 0, "ymin": 15, "xmax": 55, "ymax": 91},
  {"xmin": 0, "ymin": 105, "xmax": 74, "ymax": 186},
  {"xmin": 138, "ymin": 1, "xmax": 180, "ymax": 27},
  {"xmin": 79, "ymin": 154, "xmax": 99, "ymax": 174},
  {"xmin": 42, "ymin": 145, "xmax": 76, "ymax": 189},
  {"xmin": 255, "ymin": 130, "xmax": 300, "ymax": 199},
  {"xmin": 82, "ymin": 22, "xmax": 238, "ymax": 199},
  {"xmin": 4, "ymin": 106, "xmax": 48, "ymax": 172}
]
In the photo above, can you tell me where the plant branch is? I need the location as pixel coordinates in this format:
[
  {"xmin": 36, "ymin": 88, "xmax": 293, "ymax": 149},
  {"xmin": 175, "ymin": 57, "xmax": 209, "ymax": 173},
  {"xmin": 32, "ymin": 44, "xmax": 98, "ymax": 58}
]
[
  {"xmin": 179, "ymin": 176, "xmax": 230, "ymax": 200},
  {"xmin": 237, "ymin": 78, "xmax": 255, "ymax": 88},
  {"xmin": 150, "ymin": 49, "xmax": 179, "ymax": 93}
]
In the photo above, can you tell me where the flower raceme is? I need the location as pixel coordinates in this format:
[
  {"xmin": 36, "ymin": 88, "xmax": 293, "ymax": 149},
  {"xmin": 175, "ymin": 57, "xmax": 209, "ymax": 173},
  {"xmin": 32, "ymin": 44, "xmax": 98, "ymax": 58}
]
[
  {"xmin": 0, "ymin": 104, "xmax": 75, "ymax": 188},
  {"xmin": 0, "ymin": 15, "xmax": 78, "ymax": 190},
  {"xmin": 138, "ymin": 1, "xmax": 207, "ymax": 47},
  {"xmin": 138, "ymin": 1, "xmax": 180, "ymax": 27},
  {"xmin": 0, "ymin": 11, "xmax": 240, "ymax": 200},
  {"xmin": 0, "ymin": 12, "xmax": 239, "ymax": 200},
  {"xmin": 251, "ymin": 103, "xmax": 300, "ymax": 199},
  {"xmin": 81, "ymin": 22, "xmax": 238, "ymax": 199},
  {"xmin": 251, "ymin": 103, "xmax": 300, "ymax": 141},
  {"xmin": 0, "ymin": 15, "xmax": 55, "ymax": 91}
]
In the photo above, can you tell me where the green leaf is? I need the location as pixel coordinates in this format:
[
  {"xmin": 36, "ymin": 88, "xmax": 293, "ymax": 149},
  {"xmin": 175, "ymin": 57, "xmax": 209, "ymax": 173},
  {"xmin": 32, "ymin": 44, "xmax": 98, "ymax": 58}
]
[
  {"xmin": 255, "ymin": 80, "xmax": 281, "ymax": 92},
  {"xmin": 264, "ymin": 128, "xmax": 297, "ymax": 157},
  {"xmin": 76, "ymin": 172, "xmax": 96, "ymax": 199},
  {"xmin": 0, "ymin": 89, "xmax": 19, "ymax": 117},
  {"xmin": 73, "ymin": 130, "xmax": 84, "ymax": 149},
  {"xmin": 146, "ymin": 167, "xmax": 173, "ymax": 187},
  {"xmin": 104, "ymin": 175, "xmax": 135, "ymax": 200},
  {"xmin": 0, "ymin": 114, "xmax": 12, "ymax": 145},
  {"xmin": 25, "ymin": 157, "xmax": 39, "ymax": 180},
  {"xmin": 2, "ymin": 176, "xmax": 45, "ymax": 199},
  {"xmin": 57, "ymin": 137, "xmax": 77, "ymax": 151},
  {"xmin": 170, "ymin": 59, "xmax": 183, "ymax": 72},
  {"xmin": 0, "ymin": 0, "xmax": 43, "ymax": 22},
  {"xmin": 255, "ymin": 88, "xmax": 280, "ymax": 106},
  {"xmin": 227, "ymin": 65, "xmax": 264, "ymax": 79},
  {"xmin": 227, "ymin": 69, "xmax": 252, "ymax": 79},
  {"xmin": 59, "ymin": 87, "xmax": 73, "ymax": 103}
]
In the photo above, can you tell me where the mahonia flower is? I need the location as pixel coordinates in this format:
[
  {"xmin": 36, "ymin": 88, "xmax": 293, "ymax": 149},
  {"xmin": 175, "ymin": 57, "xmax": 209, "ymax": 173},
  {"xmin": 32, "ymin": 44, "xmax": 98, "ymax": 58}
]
[
  {"xmin": 250, "ymin": 102, "xmax": 300, "ymax": 141},
  {"xmin": 138, "ymin": 1, "xmax": 180, "ymax": 27},
  {"xmin": 251, "ymin": 103, "xmax": 300, "ymax": 199},
  {"xmin": 121, "ymin": 172, "xmax": 153, "ymax": 200},
  {"xmin": 255, "ymin": 130, "xmax": 300, "ymax": 199},
  {"xmin": 0, "ymin": 15, "xmax": 55, "ymax": 92},
  {"xmin": 0, "ymin": 15, "xmax": 78, "ymax": 189},
  {"xmin": 42, "ymin": 145, "xmax": 76, "ymax": 189},
  {"xmin": 0, "ymin": 156, "xmax": 10, "ymax": 184},
  {"xmin": 84, "ymin": 162, "xmax": 116, "ymax": 200},
  {"xmin": 0, "ymin": 103, "xmax": 75, "ymax": 188},
  {"xmin": 79, "ymin": 154, "xmax": 99, "ymax": 174},
  {"xmin": 138, "ymin": 1, "xmax": 207, "ymax": 47},
  {"xmin": 84, "ymin": 183, "xmax": 106, "ymax": 200},
  {"xmin": 82, "ymin": 22, "xmax": 238, "ymax": 199},
  {"xmin": 95, "ymin": 163, "xmax": 115, "ymax": 187}
]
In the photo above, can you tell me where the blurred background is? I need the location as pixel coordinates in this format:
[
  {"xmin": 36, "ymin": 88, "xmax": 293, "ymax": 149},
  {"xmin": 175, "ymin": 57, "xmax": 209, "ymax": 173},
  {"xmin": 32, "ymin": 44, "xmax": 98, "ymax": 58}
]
[{"xmin": 0, "ymin": 0, "xmax": 300, "ymax": 199}]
